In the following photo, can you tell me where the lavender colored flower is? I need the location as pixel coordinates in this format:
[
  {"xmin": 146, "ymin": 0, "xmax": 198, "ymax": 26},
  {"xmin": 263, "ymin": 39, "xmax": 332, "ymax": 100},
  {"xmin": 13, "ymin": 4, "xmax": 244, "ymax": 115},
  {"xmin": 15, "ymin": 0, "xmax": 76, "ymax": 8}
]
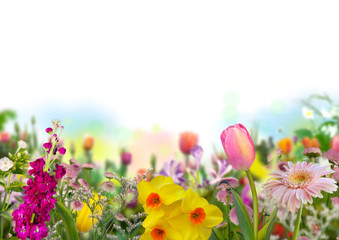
[
  {"xmin": 324, "ymin": 149, "xmax": 339, "ymax": 165},
  {"xmin": 159, "ymin": 160, "xmax": 186, "ymax": 185},
  {"xmin": 208, "ymin": 158, "xmax": 232, "ymax": 185},
  {"xmin": 69, "ymin": 181, "xmax": 80, "ymax": 190},
  {"xmin": 70, "ymin": 163, "xmax": 82, "ymax": 173},
  {"xmin": 71, "ymin": 201, "xmax": 83, "ymax": 211},
  {"xmin": 190, "ymin": 145, "xmax": 203, "ymax": 171},
  {"xmin": 303, "ymin": 147, "xmax": 322, "ymax": 158}
]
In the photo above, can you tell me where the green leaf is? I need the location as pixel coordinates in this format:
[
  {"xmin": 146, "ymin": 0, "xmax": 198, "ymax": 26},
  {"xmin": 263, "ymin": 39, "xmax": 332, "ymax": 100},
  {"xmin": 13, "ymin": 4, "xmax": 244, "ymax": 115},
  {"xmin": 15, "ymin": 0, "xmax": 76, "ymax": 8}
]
[
  {"xmin": 208, "ymin": 229, "xmax": 220, "ymax": 240},
  {"xmin": 8, "ymin": 180, "xmax": 26, "ymax": 192},
  {"xmin": 55, "ymin": 201, "xmax": 80, "ymax": 240},
  {"xmin": 315, "ymin": 133, "xmax": 331, "ymax": 152},
  {"xmin": 231, "ymin": 189, "xmax": 254, "ymax": 240},
  {"xmin": 0, "ymin": 181, "xmax": 5, "ymax": 187},
  {"xmin": 258, "ymin": 207, "xmax": 278, "ymax": 240},
  {"xmin": 294, "ymin": 129, "xmax": 313, "ymax": 139}
]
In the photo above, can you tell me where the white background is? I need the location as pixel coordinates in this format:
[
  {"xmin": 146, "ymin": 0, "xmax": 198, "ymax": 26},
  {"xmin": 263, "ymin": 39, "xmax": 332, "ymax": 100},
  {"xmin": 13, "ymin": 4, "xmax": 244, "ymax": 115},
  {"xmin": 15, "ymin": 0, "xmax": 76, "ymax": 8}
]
[{"xmin": 1, "ymin": 1, "xmax": 339, "ymax": 168}]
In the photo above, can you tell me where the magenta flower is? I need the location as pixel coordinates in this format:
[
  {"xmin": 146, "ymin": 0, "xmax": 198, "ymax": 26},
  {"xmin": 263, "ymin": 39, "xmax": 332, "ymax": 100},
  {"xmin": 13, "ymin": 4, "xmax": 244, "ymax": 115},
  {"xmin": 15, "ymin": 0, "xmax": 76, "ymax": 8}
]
[
  {"xmin": 264, "ymin": 161, "xmax": 338, "ymax": 212},
  {"xmin": 45, "ymin": 127, "xmax": 53, "ymax": 134},
  {"xmin": 220, "ymin": 124, "xmax": 255, "ymax": 171},
  {"xmin": 54, "ymin": 164, "xmax": 66, "ymax": 179},
  {"xmin": 58, "ymin": 147, "xmax": 66, "ymax": 155}
]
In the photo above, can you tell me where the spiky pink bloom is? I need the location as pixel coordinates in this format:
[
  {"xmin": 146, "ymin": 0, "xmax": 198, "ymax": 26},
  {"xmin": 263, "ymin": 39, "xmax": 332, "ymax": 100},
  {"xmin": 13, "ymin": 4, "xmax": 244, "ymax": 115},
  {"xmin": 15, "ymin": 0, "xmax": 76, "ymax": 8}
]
[{"xmin": 264, "ymin": 161, "xmax": 337, "ymax": 212}]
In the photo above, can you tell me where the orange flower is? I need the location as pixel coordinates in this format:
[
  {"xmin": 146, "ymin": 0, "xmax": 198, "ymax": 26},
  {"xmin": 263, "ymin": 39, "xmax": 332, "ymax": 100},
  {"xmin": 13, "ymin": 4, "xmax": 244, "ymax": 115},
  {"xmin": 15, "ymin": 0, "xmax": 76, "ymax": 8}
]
[
  {"xmin": 83, "ymin": 135, "xmax": 94, "ymax": 151},
  {"xmin": 179, "ymin": 132, "xmax": 198, "ymax": 154},
  {"xmin": 137, "ymin": 169, "xmax": 152, "ymax": 181},
  {"xmin": 301, "ymin": 137, "xmax": 320, "ymax": 148},
  {"xmin": 277, "ymin": 138, "xmax": 293, "ymax": 154}
]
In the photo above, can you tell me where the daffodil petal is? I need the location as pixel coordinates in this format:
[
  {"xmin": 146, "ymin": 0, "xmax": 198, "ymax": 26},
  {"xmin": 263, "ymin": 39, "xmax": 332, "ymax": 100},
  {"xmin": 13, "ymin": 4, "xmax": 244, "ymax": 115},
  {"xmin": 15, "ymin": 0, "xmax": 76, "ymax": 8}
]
[
  {"xmin": 151, "ymin": 175, "xmax": 174, "ymax": 189},
  {"xmin": 144, "ymin": 206, "xmax": 165, "ymax": 222},
  {"xmin": 197, "ymin": 226, "xmax": 212, "ymax": 240},
  {"xmin": 158, "ymin": 184, "xmax": 184, "ymax": 205},
  {"xmin": 202, "ymin": 204, "xmax": 223, "ymax": 227},
  {"xmin": 181, "ymin": 189, "xmax": 208, "ymax": 213},
  {"xmin": 137, "ymin": 180, "xmax": 156, "ymax": 204}
]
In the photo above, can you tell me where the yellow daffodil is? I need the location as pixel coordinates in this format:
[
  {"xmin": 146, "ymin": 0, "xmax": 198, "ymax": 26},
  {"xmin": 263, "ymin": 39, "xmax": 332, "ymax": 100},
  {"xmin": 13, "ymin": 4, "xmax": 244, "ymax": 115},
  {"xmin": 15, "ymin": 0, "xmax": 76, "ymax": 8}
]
[
  {"xmin": 76, "ymin": 194, "xmax": 102, "ymax": 233},
  {"xmin": 250, "ymin": 153, "xmax": 270, "ymax": 182},
  {"xmin": 167, "ymin": 189, "xmax": 223, "ymax": 240},
  {"xmin": 140, "ymin": 202, "xmax": 183, "ymax": 240},
  {"xmin": 138, "ymin": 176, "xmax": 184, "ymax": 221}
]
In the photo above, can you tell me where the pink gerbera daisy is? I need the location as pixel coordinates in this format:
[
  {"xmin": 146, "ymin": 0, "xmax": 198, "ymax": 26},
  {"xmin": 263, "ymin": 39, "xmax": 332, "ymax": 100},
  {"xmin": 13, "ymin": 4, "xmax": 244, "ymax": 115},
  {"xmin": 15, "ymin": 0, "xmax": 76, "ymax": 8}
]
[{"xmin": 264, "ymin": 161, "xmax": 337, "ymax": 212}]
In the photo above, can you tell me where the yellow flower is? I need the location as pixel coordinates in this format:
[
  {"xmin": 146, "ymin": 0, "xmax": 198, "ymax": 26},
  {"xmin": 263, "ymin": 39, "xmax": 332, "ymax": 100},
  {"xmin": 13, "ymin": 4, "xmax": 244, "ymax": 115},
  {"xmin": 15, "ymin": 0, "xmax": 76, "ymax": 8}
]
[
  {"xmin": 138, "ymin": 176, "xmax": 185, "ymax": 221},
  {"xmin": 167, "ymin": 189, "xmax": 223, "ymax": 240},
  {"xmin": 140, "ymin": 202, "xmax": 183, "ymax": 240},
  {"xmin": 76, "ymin": 194, "xmax": 102, "ymax": 233},
  {"xmin": 250, "ymin": 153, "xmax": 270, "ymax": 182}
]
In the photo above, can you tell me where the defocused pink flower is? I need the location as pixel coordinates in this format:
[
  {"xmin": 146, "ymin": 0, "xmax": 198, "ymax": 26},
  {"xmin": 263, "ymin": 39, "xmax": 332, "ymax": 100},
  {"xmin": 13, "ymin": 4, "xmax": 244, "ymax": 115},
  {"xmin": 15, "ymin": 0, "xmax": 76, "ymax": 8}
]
[
  {"xmin": 69, "ymin": 181, "xmax": 80, "ymax": 190},
  {"xmin": 104, "ymin": 172, "xmax": 114, "ymax": 179},
  {"xmin": 220, "ymin": 124, "xmax": 255, "ymax": 171},
  {"xmin": 78, "ymin": 178, "xmax": 89, "ymax": 190},
  {"xmin": 303, "ymin": 147, "xmax": 322, "ymax": 158},
  {"xmin": 179, "ymin": 131, "xmax": 198, "ymax": 154},
  {"xmin": 70, "ymin": 163, "xmax": 82, "ymax": 173},
  {"xmin": 333, "ymin": 167, "xmax": 339, "ymax": 183},
  {"xmin": 324, "ymin": 150, "xmax": 339, "ymax": 165},
  {"xmin": 208, "ymin": 159, "xmax": 232, "ymax": 185},
  {"xmin": 100, "ymin": 181, "xmax": 115, "ymax": 193},
  {"xmin": 264, "ymin": 162, "xmax": 337, "ymax": 212},
  {"xmin": 0, "ymin": 132, "xmax": 10, "ymax": 143},
  {"xmin": 82, "ymin": 163, "xmax": 95, "ymax": 170},
  {"xmin": 71, "ymin": 201, "xmax": 83, "ymax": 211},
  {"xmin": 332, "ymin": 197, "xmax": 339, "ymax": 207},
  {"xmin": 331, "ymin": 135, "xmax": 339, "ymax": 152},
  {"xmin": 217, "ymin": 177, "xmax": 239, "ymax": 190},
  {"xmin": 216, "ymin": 189, "xmax": 234, "ymax": 205},
  {"xmin": 121, "ymin": 152, "xmax": 132, "ymax": 165},
  {"xmin": 229, "ymin": 205, "xmax": 253, "ymax": 225}
]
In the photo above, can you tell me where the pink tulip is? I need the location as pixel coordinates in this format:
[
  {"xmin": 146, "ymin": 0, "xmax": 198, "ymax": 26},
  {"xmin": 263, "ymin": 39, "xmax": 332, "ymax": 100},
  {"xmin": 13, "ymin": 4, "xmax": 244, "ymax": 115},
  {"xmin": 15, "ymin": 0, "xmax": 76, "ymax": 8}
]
[
  {"xmin": 331, "ymin": 135, "xmax": 339, "ymax": 152},
  {"xmin": 220, "ymin": 124, "xmax": 255, "ymax": 171}
]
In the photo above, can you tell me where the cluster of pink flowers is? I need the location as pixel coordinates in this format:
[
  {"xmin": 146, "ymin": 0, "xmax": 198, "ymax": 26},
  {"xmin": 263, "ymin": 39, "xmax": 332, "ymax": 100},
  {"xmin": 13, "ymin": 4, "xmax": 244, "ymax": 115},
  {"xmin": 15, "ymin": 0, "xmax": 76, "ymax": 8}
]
[{"xmin": 12, "ymin": 158, "xmax": 65, "ymax": 239}]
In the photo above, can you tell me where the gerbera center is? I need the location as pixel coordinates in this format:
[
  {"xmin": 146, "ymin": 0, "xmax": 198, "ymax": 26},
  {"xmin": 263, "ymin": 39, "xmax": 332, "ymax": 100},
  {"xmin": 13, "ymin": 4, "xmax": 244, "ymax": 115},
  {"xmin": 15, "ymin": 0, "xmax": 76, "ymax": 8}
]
[
  {"xmin": 289, "ymin": 172, "xmax": 310, "ymax": 184},
  {"xmin": 190, "ymin": 207, "xmax": 206, "ymax": 225},
  {"xmin": 146, "ymin": 192, "xmax": 162, "ymax": 209},
  {"xmin": 150, "ymin": 227, "xmax": 166, "ymax": 240}
]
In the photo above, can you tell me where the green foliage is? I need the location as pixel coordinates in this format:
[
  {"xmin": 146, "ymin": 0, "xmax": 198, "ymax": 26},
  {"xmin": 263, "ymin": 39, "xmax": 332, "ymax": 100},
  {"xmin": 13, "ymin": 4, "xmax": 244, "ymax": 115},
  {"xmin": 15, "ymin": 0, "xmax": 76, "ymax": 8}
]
[
  {"xmin": 231, "ymin": 188, "xmax": 254, "ymax": 240},
  {"xmin": 258, "ymin": 207, "xmax": 278, "ymax": 240},
  {"xmin": 294, "ymin": 129, "xmax": 313, "ymax": 139},
  {"xmin": 55, "ymin": 201, "xmax": 80, "ymax": 240},
  {"xmin": 0, "ymin": 110, "xmax": 16, "ymax": 131}
]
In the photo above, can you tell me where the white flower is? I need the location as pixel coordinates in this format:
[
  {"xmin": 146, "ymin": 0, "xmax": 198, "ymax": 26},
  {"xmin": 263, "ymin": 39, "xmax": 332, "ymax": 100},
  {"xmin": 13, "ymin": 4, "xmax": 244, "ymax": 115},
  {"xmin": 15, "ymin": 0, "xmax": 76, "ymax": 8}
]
[
  {"xmin": 321, "ymin": 108, "xmax": 332, "ymax": 119},
  {"xmin": 302, "ymin": 107, "xmax": 314, "ymax": 119},
  {"xmin": 18, "ymin": 140, "xmax": 27, "ymax": 149},
  {"xmin": 0, "ymin": 157, "xmax": 14, "ymax": 171}
]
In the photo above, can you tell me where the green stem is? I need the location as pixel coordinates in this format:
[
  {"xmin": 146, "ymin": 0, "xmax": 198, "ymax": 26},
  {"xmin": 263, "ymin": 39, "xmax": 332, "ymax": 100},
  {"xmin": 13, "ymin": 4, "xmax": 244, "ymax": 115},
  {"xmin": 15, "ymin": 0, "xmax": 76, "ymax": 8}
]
[
  {"xmin": 0, "ymin": 217, "xmax": 3, "ymax": 240},
  {"xmin": 282, "ymin": 223, "xmax": 291, "ymax": 240},
  {"xmin": 246, "ymin": 170, "xmax": 258, "ymax": 240},
  {"xmin": 292, "ymin": 203, "xmax": 303, "ymax": 240}
]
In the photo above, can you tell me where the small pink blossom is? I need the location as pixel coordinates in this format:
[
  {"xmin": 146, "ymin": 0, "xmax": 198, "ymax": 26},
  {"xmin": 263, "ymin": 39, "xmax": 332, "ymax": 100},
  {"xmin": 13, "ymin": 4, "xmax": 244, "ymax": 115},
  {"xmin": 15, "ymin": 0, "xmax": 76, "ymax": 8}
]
[{"xmin": 71, "ymin": 201, "xmax": 83, "ymax": 211}]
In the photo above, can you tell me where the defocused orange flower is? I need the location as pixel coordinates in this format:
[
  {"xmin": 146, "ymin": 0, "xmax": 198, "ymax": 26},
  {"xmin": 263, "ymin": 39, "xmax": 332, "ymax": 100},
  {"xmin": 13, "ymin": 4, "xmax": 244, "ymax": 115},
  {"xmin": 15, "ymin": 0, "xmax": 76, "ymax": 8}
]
[
  {"xmin": 277, "ymin": 138, "xmax": 292, "ymax": 154},
  {"xmin": 179, "ymin": 131, "xmax": 198, "ymax": 154},
  {"xmin": 302, "ymin": 137, "xmax": 320, "ymax": 148},
  {"xmin": 83, "ymin": 135, "xmax": 94, "ymax": 151},
  {"xmin": 137, "ymin": 169, "xmax": 151, "ymax": 181}
]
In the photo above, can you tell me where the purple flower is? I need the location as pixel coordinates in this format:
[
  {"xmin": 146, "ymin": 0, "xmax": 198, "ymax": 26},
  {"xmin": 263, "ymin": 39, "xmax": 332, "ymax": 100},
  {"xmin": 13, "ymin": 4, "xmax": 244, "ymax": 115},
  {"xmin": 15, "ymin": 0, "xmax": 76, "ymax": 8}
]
[
  {"xmin": 190, "ymin": 145, "xmax": 203, "ymax": 171},
  {"xmin": 159, "ymin": 160, "xmax": 186, "ymax": 185},
  {"xmin": 241, "ymin": 184, "xmax": 253, "ymax": 206},
  {"xmin": 208, "ymin": 159, "xmax": 232, "ymax": 185},
  {"xmin": 43, "ymin": 142, "xmax": 52, "ymax": 152}
]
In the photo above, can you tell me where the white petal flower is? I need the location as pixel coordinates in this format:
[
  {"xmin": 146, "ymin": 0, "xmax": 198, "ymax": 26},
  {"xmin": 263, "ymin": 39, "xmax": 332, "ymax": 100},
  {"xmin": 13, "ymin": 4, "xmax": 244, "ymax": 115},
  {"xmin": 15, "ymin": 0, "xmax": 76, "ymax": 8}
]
[
  {"xmin": 18, "ymin": 140, "xmax": 27, "ymax": 150},
  {"xmin": 302, "ymin": 107, "xmax": 314, "ymax": 119},
  {"xmin": 0, "ymin": 157, "xmax": 14, "ymax": 171}
]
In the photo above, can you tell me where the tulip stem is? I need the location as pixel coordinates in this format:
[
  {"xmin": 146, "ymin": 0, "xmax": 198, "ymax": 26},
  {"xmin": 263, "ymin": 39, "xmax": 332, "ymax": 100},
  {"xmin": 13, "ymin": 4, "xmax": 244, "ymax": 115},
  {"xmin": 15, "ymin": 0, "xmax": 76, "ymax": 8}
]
[
  {"xmin": 292, "ymin": 203, "xmax": 303, "ymax": 240},
  {"xmin": 246, "ymin": 170, "xmax": 258, "ymax": 240}
]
